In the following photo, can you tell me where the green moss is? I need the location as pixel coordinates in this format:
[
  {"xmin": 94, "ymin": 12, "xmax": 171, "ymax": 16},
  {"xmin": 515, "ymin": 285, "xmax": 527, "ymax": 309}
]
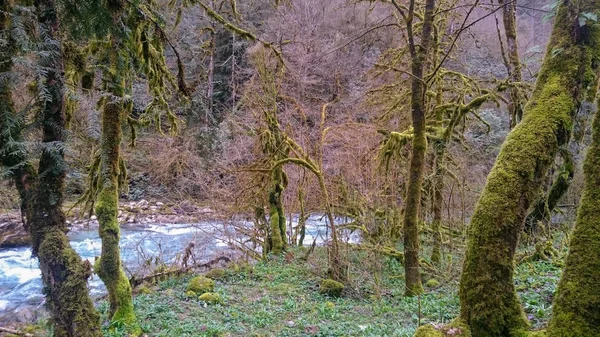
[
  {"xmin": 414, "ymin": 320, "xmax": 471, "ymax": 337},
  {"xmin": 268, "ymin": 188, "xmax": 284, "ymax": 255},
  {"xmin": 36, "ymin": 230, "xmax": 102, "ymax": 336},
  {"xmin": 458, "ymin": 1, "xmax": 600, "ymax": 335},
  {"xmin": 137, "ymin": 284, "xmax": 154, "ymax": 295},
  {"xmin": 547, "ymin": 30, "xmax": 600, "ymax": 336},
  {"xmin": 187, "ymin": 276, "xmax": 215, "ymax": 294},
  {"xmin": 198, "ymin": 292, "xmax": 223, "ymax": 304},
  {"xmin": 426, "ymin": 279, "xmax": 440, "ymax": 288},
  {"xmin": 95, "ymin": 79, "xmax": 139, "ymax": 334},
  {"xmin": 414, "ymin": 325, "xmax": 444, "ymax": 337},
  {"xmin": 205, "ymin": 268, "xmax": 226, "ymax": 280},
  {"xmin": 185, "ymin": 290, "xmax": 197, "ymax": 298},
  {"xmin": 319, "ymin": 278, "xmax": 344, "ymax": 297}
]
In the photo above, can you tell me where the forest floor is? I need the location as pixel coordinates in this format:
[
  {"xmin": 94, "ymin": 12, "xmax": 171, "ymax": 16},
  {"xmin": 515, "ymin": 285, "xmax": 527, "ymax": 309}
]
[
  {"xmin": 1, "ymin": 221, "xmax": 567, "ymax": 337},
  {"xmin": 78, "ymin": 242, "xmax": 563, "ymax": 337}
]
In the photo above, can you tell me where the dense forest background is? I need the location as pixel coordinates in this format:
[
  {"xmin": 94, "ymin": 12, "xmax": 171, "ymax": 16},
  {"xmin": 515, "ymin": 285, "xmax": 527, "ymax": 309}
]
[
  {"xmin": 1, "ymin": 0, "xmax": 599, "ymax": 336},
  {"xmin": 1, "ymin": 0, "xmax": 571, "ymax": 219}
]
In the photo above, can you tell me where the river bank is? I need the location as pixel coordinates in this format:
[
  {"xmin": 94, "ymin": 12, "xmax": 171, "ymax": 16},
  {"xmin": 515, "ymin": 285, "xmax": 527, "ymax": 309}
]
[
  {"xmin": 0, "ymin": 199, "xmax": 216, "ymax": 249},
  {"xmin": 0, "ymin": 204, "xmax": 344, "ymax": 325}
]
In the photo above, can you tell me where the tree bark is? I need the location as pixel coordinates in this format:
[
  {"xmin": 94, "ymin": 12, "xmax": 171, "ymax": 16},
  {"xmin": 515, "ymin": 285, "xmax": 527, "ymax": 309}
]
[
  {"xmin": 456, "ymin": 0, "xmax": 600, "ymax": 335},
  {"xmin": 94, "ymin": 6, "xmax": 139, "ymax": 331},
  {"xmin": 547, "ymin": 104, "xmax": 600, "ymax": 337},
  {"xmin": 29, "ymin": 1, "xmax": 102, "ymax": 336},
  {"xmin": 430, "ymin": 141, "xmax": 444, "ymax": 265},
  {"xmin": 524, "ymin": 149, "xmax": 574, "ymax": 234},
  {"xmin": 499, "ymin": 0, "xmax": 524, "ymax": 128},
  {"xmin": 267, "ymin": 167, "xmax": 286, "ymax": 254},
  {"xmin": 402, "ymin": 0, "xmax": 436, "ymax": 297},
  {"xmin": 206, "ymin": 15, "xmax": 216, "ymax": 122}
]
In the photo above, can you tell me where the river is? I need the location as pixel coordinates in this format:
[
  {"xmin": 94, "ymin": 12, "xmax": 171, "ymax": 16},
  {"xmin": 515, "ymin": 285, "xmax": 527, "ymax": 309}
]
[{"xmin": 0, "ymin": 214, "xmax": 350, "ymax": 322}]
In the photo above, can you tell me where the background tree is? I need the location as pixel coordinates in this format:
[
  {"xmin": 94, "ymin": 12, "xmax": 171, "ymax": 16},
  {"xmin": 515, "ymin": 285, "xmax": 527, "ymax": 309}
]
[
  {"xmin": 0, "ymin": 0, "xmax": 36, "ymax": 227},
  {"xmin": 71, "ymin": 0, "xmax": 184, "ymax": 331},
  {"xmin": 28, "ymin": 0, "xmax": 102, "ymax": 335}
]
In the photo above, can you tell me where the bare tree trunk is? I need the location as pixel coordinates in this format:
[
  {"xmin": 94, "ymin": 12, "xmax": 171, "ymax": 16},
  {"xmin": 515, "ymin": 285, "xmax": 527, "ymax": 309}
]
[
  {"xmin": 402, "ymin": 0, "xmax": 436, "ymax": 297},
  {"xmin": 206, "ymin": 6, "xmax": 216, "ymax": 122},
  {"xmin": 548, "ymin": 95, "xmax": 600, "ymax": 337},
  {"xmin": 231, "ymin": 32, "xmax": 236, "ymax": 113},
  {"xmin": 29, "ymin": 1, "xmax": 102, "ymax": 335},
  {"xmin": 499, "ymin": 0, "xmax": 523, "ymax": 128},
  {"xmin": 455, "ymin": 0, "xmax": 600, "ymax": 335},
  {"xmin": 297, "ymin": 188, "xmax": 307, "ymax": 246}
]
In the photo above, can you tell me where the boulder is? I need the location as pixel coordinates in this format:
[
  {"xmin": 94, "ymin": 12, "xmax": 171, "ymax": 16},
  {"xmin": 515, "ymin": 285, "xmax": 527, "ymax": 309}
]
[
  {"xmin": 0, "ymin": 214, "xmax": 30, "ymax": 248},
  {"xmin": 318, "ymin": 279, "xmax": 344, "ymax": 297},
  {"xmin": 198, "ymin": 292, "xmax": 222, "ymax": 304},
  {"xmin": 186, "ymin": 276, "xmax": 215, "ymax": 294}
]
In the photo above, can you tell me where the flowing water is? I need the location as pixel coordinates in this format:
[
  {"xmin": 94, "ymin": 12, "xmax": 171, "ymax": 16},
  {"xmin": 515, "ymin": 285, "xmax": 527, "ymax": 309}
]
[{"xmin": 0, "ymin": 215, "xmax": 351, "ymax": 322}]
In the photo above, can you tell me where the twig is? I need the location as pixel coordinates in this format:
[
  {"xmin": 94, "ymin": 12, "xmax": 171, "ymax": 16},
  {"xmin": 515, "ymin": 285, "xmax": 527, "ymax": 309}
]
[
  {"xmin": 129, "ymin": 255, "xmax": 232, "ymax": 287},
  {"xmin": 427, "ymin": 0, "xmax": 517, "ymax": 83}
]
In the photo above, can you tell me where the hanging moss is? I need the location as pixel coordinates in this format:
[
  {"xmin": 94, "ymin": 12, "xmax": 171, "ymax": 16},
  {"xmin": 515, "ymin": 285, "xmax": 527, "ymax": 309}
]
[
  {"xmin": 94, "ymin": 33, "xmax": 139, "ymax": 333},
  {"xmin": 24, "ymin": 1, "xmax": 104, "ymax": 335},
  {"xmin": 457, "ymin": 0, "xmax": 600, "ymax": 336}
]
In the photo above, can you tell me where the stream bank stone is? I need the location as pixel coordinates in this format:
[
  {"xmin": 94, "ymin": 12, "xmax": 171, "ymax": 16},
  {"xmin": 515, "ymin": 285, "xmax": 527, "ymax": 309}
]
[{"xmin": 187, "ymin": 276, "xmax": 215, "ymax": 294}]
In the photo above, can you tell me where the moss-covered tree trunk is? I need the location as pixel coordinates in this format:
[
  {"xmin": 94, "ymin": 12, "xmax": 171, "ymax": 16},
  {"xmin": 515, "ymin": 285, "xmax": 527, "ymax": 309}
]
[
  {"xmin": 0, "ymin": 0, "xmax": 37, "ymax": 226},
  {"xmin": 94, "ymin": 37, "xmax": 139, "ymax": 332},
  {"xmin": 252, "ymin": 47, "xmax": 288, "ymax": 256},
  {"xmin": 547, "ymin": 63, "xmax": 600, "ymax": 337},
  {"xmin": 28, "ymin": 1, "xmax": 102, "ymax": 335},
  {"xmin": 402, "ymin": 0, "xmax": 436, "ymax": 296},
  {"xmin": 430, "ymin": 140, "xmax": 445, "ymax": 265},
  {"xmin": 268, "ymin": 167, "xmax": 286, "ymax": 254},
  {"xmin": 456, "ymin": 0, "xmax": 600, "ymax": 335},
  {"xmin": 524, "ymin": 149, "xmax": 574, "ymax": 234}
]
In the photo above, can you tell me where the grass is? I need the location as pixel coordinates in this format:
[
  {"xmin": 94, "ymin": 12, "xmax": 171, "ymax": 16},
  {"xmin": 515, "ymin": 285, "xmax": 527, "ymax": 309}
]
[
  {"xmin": 90, "ymin": 241, "xmax": 563, "ymax": 337},
  {"xmin": 20, "ymin": 232, "xmax": 565, "ymax": 337},
  {"xmin": 94, "ymin": 247, "xmax": 458, "ymax": 337}
]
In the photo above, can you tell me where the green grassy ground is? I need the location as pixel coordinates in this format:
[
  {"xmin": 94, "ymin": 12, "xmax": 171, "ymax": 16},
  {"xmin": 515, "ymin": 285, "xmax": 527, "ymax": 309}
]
[{"xmin": 91, "ymin": 244, "xmax": 562, "ymax": 337}]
